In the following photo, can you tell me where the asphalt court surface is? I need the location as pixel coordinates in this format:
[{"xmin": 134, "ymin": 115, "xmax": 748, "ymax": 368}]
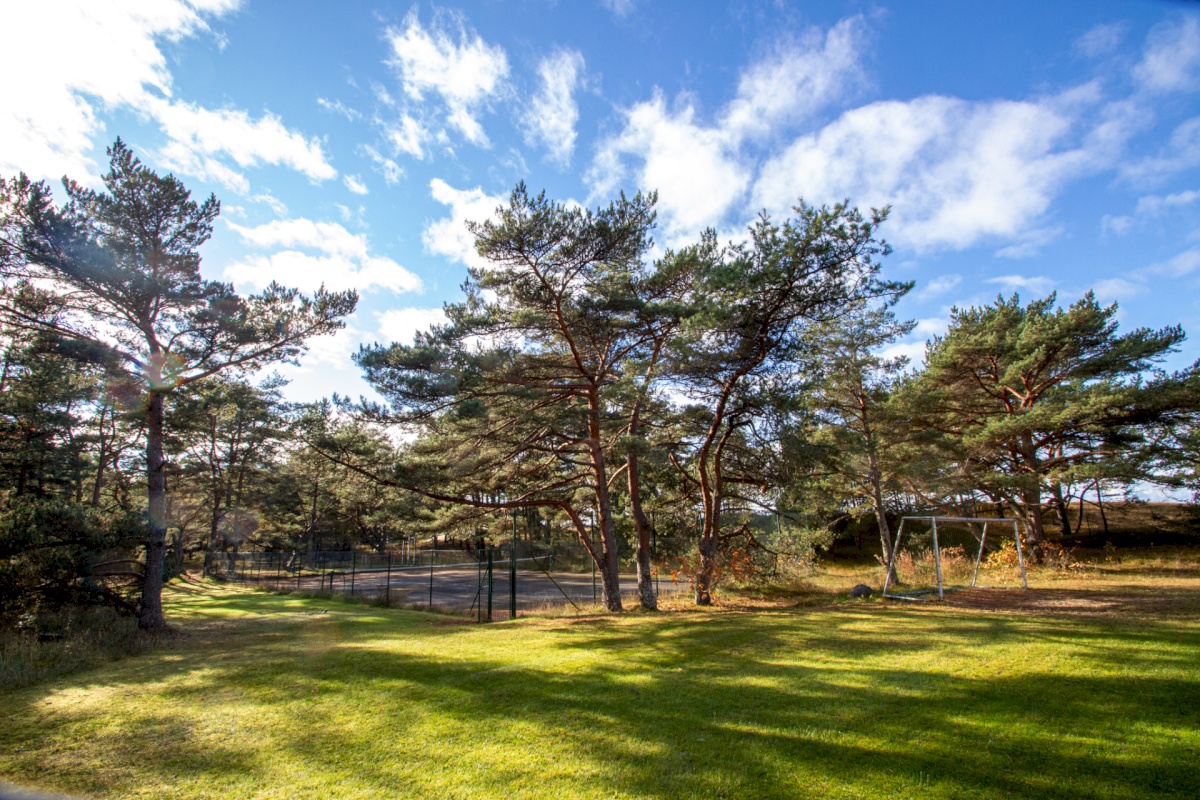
[{"xmin": 259, "ymin": 565, "xmax": 689, "ymax": 613}]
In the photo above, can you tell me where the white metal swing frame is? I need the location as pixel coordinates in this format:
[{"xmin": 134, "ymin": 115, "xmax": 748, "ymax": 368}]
[{"xmin": 881, "ymin": 516, "xmax": 1029, "ymax": 601}]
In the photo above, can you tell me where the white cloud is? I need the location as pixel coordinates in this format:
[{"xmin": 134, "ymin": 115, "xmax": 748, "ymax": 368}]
[
  {"xmin": 913, "ymin": 317, "xmax": 949, "ymax": 338},
  {"xmin": 149, "ymin": 98, "xmax": 336, "ymax": 192},
  {"xmin": 590, "ymin": 18, "xmax": 1182, "ymax": 256},
  {"xmin": 1075, "ymin": 23, "xmax": 1125, "ymax": 59},
  {"xmin": 0, "ymin": 1, "xmax": 337, "ymax": 196},
  {"xmin": 1123, "ymin": 116, "xmax": 1200, "ymax": 183},
  {"xmin": 601, "ymin": 0, "xmax": 635, "ymax": 17},
  {"xmin": 1090, "ymin": 277, "xmax": 1146, "ymax": 303},
  {"xmin": 361, "ymin": 145, "xmax": 404, "ymax": 185},
  {"xmin": 1134, "ymin": 17, "xmax": 1200, "ymax": 94},
  {"xmin": 293, "ymin": 323, "xmax": 366, "ymax": 371},
  {"xmin": 317, "ymin": 97, "xmax": 362, "ymax": 121},
  {"xmin": 914, "ymin": 274, "xmax": 962, "ymax": 301},
  {"xmin": 385, "ymin": 10, "xmax": 509, "ymax": 147},
  {"xmin": 590, "ymin": 92, "xmax": 749, "ymax": 240},
  {"xmin": 1103, "ymin": 188, "xmax": 1200, "ymax": 236},
  {"xmin": 423, "ymin": 179, "xmax": 506, "ymax": 270},
  {"xmin": 344, "ymin": 174, "xmax": 369, "ymax": 195},
  {"xmin": 249, "ymin": 194, "xmax": 287, "ymax": 218},
  {"xmin": 589, "ymin": 17, "xmax": 867, "ymax": 241},
  {"xmin": 995, "ymin": 226, "xmax": 1064, "ymax": 259},
  {"xmin": 376, "ymin": 307, "xmax": 449, "ymax": 344},
  {"xmin": 881, "ymin": 315, "xmax": 947, "ymax": 367},
  {"xmin": 229, "ymin": 218, "xmax": 372, "ymax": 258},
  {"xmin": 385, "ymin": 114, "xmax": 428, "ymax": 159},
  {"xmin": 721, "ymin": 16, "xmax": 867, "ymax": 141},
  {"xmin": 1147, "ymin": 248, "xmax": 1200, "ymax": 278},
  {"xmin": 1136, "ymin": 189, "xmax": 1200, "ymax": 216},
  {"xmin": 879, "ymin": 340, "xmax": 927, "ymax": 366},
  {"xmin": 224, "ymin": 217, "xmax": 421, "ymax": 293},
  {"xmin": 522, "ymin": 50, "xmax": 585, "ymax": 167},
  {"xmin": 1101, "ymin": 214, "xmax": 1134, "ymax": 236},
  {"xmin": 0, "ymin": 0, "xmax": 239, "ymax": 182},
  {"xmin": 986, "ymin": 274, "xmax": 1056, "ymax": 296},
  {"xmin": 754, "ymin": 93, "xmax": 1108, "ymax": 252}
]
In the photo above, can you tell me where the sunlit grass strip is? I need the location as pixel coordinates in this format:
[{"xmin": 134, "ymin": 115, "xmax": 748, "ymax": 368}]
[{"xmin": 1, "ymin": 578, "xmax": 1198, "ymax": 799}]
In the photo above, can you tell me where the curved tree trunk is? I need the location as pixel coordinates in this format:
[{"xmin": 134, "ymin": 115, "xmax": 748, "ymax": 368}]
[
  {"xmin": 587, "ymin": 388, "xmax": 623, "ymax": 612},
  {"xmin": 694, "ymin": 521, "xmax": 717, "ymax": 606},
  {"xmin": 627, "ymin": 452, "xmax": 657, "ymax": 610}
]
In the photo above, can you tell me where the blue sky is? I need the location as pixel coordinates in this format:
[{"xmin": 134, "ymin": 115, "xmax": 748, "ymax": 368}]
[{"xmin": 3, "ymin": 0, "xmax": 1199, "ymax": 402}]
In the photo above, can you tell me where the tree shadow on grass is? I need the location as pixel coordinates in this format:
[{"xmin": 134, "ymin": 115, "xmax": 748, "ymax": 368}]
[
  {"xmin": 257, "ymin": 618, "xmax": 1200, "ymax": 799},
  {"xmin": 3, "ymin": 595, "xmax": 1199, "ymax": 799}
]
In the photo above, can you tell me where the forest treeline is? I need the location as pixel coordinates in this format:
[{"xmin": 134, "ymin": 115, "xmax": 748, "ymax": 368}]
[{"xmin": 1, "ymin": 141, "xmax": 1197, "ymax": 627}]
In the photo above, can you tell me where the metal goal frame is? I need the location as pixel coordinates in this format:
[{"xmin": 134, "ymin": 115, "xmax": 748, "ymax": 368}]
[{"xmin": 882, "ymin": 516, "xmax": 1028, "ymax": 601}]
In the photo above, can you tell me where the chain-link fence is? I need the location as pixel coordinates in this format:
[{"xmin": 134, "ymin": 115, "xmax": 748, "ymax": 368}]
[{"xmin": 215, "ymin": 539, "xmax": 693, "ymax": 619}]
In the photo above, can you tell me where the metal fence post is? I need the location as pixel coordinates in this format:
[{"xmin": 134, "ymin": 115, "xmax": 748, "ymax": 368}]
[
  {"xmin": 932, "ymin": 518, "xmax": 944, "ymax": 600},
  {"xmin": 487, "ymin": 547, "xmax": 494, "ymax": 622},
  {"xmin": 386, "ymin": 552, "xmax": 393, "ymax": 605},
  {"xmin": 510, "ymin": 510, "xmax": 517, "ymax": 619},
  {"xmin": 350, "ymin": 550, "xmax": 357, "ymax": 597},
  {"xmin": 428, "ymin": 547, "xmax": 435, "ymax": 608}
]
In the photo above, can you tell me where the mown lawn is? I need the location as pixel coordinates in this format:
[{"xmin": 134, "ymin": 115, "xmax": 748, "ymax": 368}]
[{"xmin": 2, "ymin": 566, "xmax": 1198, "ymax": 800}]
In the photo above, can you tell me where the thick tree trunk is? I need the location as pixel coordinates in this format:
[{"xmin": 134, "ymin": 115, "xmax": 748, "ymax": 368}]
[
  {"xmin": 1020, "ymin": 480, "xmax": 1045, "ymax": 550},
  {"xmin": 627, "ymin": 452, "xmax": 657, "ymax": 610},
  {"xmin": 594, "ymin": 501, "xmax": 622, "ymax": 612},
  {"xmin": 587, "ymin": 389, "xmax": 622, "ymax": 612},
  {"xmin": 1018, "ymin": 435, "xmax": 1046, "ymax": 554},
  {"xmin": 694, "ymin": 515, "xmax": 717, "ymax": 606},
  {"xmin": 139, "ymin": 391, "xmax": 168, "ymax": 630},
  {"xmin": 693, "ymin": 455, "xmax": 723, "ymax": 605},
  {"xmin": 1051, "ymin": 482, "xmax": 1073, "ymax": 538},
  {"xmin": 866, "ymin": 448, "xmax": 894, "ymax": 582}
]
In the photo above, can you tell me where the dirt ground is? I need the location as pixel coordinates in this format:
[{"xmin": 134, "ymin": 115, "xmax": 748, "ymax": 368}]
[
  {"xmin": 938, "ymin": 585, "xmax": 1200, "ymax": 617},
  {"xmin": 676, "ymin": 547, "xmax": 1200, "ymax": 620}
]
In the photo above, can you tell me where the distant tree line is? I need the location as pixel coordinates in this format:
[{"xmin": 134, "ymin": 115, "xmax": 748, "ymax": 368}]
[{"xmin": 1, "ymin": 141, "xmax": 1197, "ymax": 628}]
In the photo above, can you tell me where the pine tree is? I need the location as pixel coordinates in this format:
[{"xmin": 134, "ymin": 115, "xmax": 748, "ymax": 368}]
[
  {"xmin": 0, "ymin": 140, "xmax": 356, "ymax": 628},
  {"xmin": 903, "ymin": 292, "xmax": 1190, "ymax": 550}
]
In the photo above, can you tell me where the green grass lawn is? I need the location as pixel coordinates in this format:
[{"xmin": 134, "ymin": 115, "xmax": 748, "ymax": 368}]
[{"xmin": 2, "ymin": 562, "xmax": 1199, "ymax": 800}]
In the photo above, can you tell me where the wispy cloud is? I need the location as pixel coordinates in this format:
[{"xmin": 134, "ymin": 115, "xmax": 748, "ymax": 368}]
[
  {"xmin": 225, "ymin": 217, "xmax": 421, "ymax": 294},
  {"xmin": 522, "ymin": 49, "xmax": 585, "ymax": 167},
  {"xmin": 914, "ymin": 274, "xmax": 962, "ymax": 301},
  {"xmin": 360, "ymin": 144, "xmax": 403, "ymax": 185},
  {"xmin": 385, "ymin": 9, "xmax": 509, "ymax": 148},
  {"xmin": 149, "ymin": 98, "xmax": 336, "ymax": 193},
  {"xmin": 1134, "ymin": 16, "xmax": 1200, "ymax": 93},
  {"xmin": 600, "ymin": 0, "xmax": 635, "ymax": 19},
  {"xmin": 318, "ymin": 97, "xmax": 362, "ymax": 121},
  {"xmin": 986, "ymin": 274, "xmax": 1056, "ymax": 296}
]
